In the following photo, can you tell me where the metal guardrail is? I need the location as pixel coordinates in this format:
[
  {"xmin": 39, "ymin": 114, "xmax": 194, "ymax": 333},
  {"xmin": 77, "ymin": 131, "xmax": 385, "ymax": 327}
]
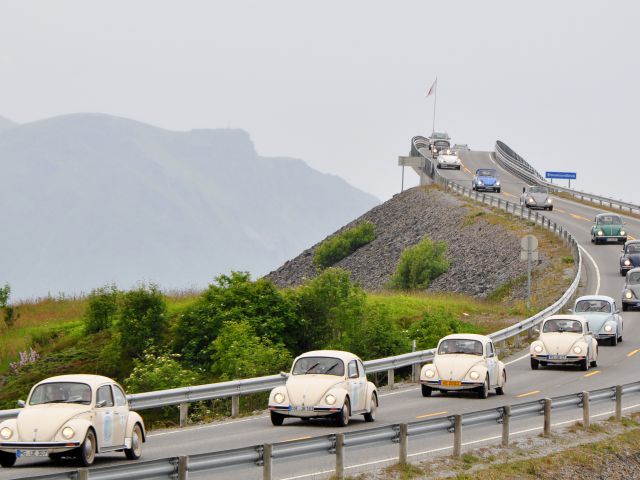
[
  {"xmin": 495, "ymin": 141, "xmax": 640, "ymax": 215},
  {"xmin": 25, "ymin": 380, "xmax": 640, "ymax": 480}
]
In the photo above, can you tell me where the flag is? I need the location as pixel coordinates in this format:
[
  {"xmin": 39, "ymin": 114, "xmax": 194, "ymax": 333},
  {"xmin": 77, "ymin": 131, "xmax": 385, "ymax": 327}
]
[{"xmin": 426, "ymin": 78, "xmax": 437, "ymax": 98}]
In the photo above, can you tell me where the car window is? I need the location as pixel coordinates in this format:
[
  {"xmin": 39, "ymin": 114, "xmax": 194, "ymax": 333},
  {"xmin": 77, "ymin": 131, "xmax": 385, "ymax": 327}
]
[
  {"xmin": 627, "ymin": 244, "xmax": 640, "ymax": 253},
  {"xmin": 598, "ymin": 215, "xmax": 621, "ymax": 225},
  {"xmin": 29, "ymin": 382, "xmax": 92, "ymax": 405},
  {"xmin": 348, "ymin": 360, "xmax": 359, "ymax": 378},
  {"xmin": 628, "ymin": 272, "xmax": 640, "ymax": 284},
  {"xmin": 113, "ymin": 385, "xmax": 127, "ymax": 407},
  {"xmin": 438, "ymin": 339, "xmax": 483, "ymax": 356},
  {"xmin": 477, "ymin": 169, "xmax": 496, "ymax": 177},
  {"xmin": 529, "ymin": 186, "xmax": 548, "ymax": 194},
  {"xmin": 97, "ymin": 385, "xmax": 115, "ymax": 407},
  {"xmin": 486, "ymin": 342, "xmax": 495, "ymax": 357},
  {"xmin": 292, "ymin": 356, "xmax": 345, "ymax": 376},
  {"xmin": 357, "ymin": 360, "xmax": 366, "ymax": 378},
  {"xmin": 543, "ymin": 319, "xmax": 583, "ymax": 333},
  {"xmin": 574, "ymin": 300, "xmax": 611, "ymax": 313}
]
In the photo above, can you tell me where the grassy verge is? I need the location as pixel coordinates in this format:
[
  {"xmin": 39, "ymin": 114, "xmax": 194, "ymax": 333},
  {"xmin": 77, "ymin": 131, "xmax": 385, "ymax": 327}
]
[{"xmin": 554, "ymin": 191, "xmax": 640, "ymax": 220}]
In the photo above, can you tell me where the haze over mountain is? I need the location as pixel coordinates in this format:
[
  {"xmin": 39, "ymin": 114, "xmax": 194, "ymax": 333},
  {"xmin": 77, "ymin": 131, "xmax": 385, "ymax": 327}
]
[{"xmin": 0, "ymin": 113, "xmax": 378, "ymax": 299}]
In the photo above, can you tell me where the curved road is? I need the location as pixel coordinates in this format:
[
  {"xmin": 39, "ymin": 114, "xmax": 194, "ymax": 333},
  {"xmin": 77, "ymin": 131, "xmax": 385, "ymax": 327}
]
[{"xmin": 3, "ymin": 150, "xmax": 640, "ymax": 479}]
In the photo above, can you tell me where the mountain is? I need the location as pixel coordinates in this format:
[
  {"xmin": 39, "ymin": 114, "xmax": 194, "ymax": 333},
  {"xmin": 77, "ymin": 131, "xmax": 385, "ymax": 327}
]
[
  {"xmin": 0, "ymin": 113, "xmax": 378, "ymax": 299},
  {"xmin": 0, "ymin": 116, "xmax": 17, "ymax": 134}
]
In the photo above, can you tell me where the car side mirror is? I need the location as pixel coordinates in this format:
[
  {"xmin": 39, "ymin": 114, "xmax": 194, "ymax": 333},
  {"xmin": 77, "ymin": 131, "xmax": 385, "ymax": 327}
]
[
  {"xmin": 279, "ymin": 371, "xmax": 289, "ymax": 378},
  {"xmin": 616, "ymin": 309, "xmax": 620, "ymax": 314},
  {"xmin": 566, "ymin": 308, "xmax": 573, "ymax": 314},
  {"xmin": 349, "ymin": 372, "xmax": 359, "ymax": 379},
  {"xmin": 96, "ymin": 400, "xmax": 107, "ymax": 408},
  {"xmin": 532, "ymin": 327, "xmax": 540, "ymax": 336},
  {"xmin": 522, "ymin": 187, "xmax": 526, "ymax": 193},
  {"xmin": 17, "ymin": 400, "xmax": 25, "ymax": 408},
  {"xmin": 587, "ymin": 331, "xmax": 593, "ymax": 336}
]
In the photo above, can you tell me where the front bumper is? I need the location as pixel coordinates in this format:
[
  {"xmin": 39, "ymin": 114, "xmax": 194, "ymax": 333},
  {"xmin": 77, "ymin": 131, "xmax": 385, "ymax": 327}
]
[
  {"xmin": 531, "ymin": 355, "xmax": 585, "ymax": 365},
  {"xmin": 421, "ymin": 380, "xmax": 483, "ymax": 391},
  {"xmin": 268, "ymin": 405, "xmax": 342, "ymax": 417},
  {"xmin": 594, "ymin": 333, "xmax": 616, "ymax": 341},
  {"xmin": 474, "ymin": 185, "xmax": 499, "ymax": 191},
  {"xmin": 597, "ymin": 235, "xmax": 627, "ymax": 242},
  {"xmin": 623, "ymin": 299, "xmax": 640, "ymax": 308},
  {"xmin": 438, "ymin": 162, "xmax": 460, "ymax": 169},
  {"xmin": 0, "ymin": 441, "xmax": 81, "ymax": 453}
]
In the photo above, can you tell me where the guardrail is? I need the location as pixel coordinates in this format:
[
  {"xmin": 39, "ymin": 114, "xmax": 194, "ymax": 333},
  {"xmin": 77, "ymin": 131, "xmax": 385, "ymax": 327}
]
[
  {"xmin": 0, "ymin": 139, "xmax": 584, "ymax": 425},
  {"xmin": 495, "ymin": 141, "xmax": 640, "ymax": 215},
  {"xmin": 25, "ymin": 380, "xmax": 640, "ymax": 480}
]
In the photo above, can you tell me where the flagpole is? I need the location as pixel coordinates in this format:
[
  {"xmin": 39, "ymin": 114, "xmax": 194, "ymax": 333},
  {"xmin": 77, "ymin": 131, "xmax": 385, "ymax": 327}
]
[{"xmin": 431, "ymin": 77, "xmax": 437, "ymax": 135}]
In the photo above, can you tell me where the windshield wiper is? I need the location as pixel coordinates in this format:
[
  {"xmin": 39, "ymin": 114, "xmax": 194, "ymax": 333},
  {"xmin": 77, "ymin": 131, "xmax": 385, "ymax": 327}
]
[
  {"xmin": 305, "ymin": 363, "xmax": 320, "ymax": 374},
  {"xmin": 324, "ymin": 362, "xmax": 339, "ymax": 374}
]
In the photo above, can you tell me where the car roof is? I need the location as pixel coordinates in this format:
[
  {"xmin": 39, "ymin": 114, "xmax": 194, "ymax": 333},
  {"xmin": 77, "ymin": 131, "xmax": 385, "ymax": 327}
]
[
  {"xmin": 544, "ymin": 314, "xmax": 587, "ymax": 323},
  {"xmin": 439, "ymin": 333, "xmax": 491, "ymax": 343},
  {"xmin": 575, "ymin": 295, "xmax": 614, "ymax": 304},
  {"xmin": 296, "ymin": 350, "xmax": 360, "ymax": 362},
  {"xmin": 35, "ymin": 374, "xmax": 117, "ymax": 388},
  {"xmin": 625, "ymin": 240, "xmax": 640, "ymax": 246},
  {"xmin": 476, "ymin": 169, "xmax": 496, "ymax": 173},
  {"xmin": 595, "ymin": 213, "xmax": 621, "ymax": 219},
  {"xmin": 627, "ymin": 267, "xmax": 640, "ymax": 273}
]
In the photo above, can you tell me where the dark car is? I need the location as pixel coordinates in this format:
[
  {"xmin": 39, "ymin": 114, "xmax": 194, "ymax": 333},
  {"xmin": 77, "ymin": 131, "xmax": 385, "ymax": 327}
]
[
  {"xmin": 622, "ymin": 268, "xmax": 640, "ymax": 311},
  {"xmin": 620, "ymin": 240, "xmax": 640, "ymax": 276},
  {"xmin": 472, "ymin": 168, "xmax": 501, "ymax": 193}
]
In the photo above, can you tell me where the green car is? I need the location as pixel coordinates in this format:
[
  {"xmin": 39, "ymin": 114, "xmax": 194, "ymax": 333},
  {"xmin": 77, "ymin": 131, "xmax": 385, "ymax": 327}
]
[{"xmin": 591, "ymin": 213, "xmax": 628, "ymax": 244}]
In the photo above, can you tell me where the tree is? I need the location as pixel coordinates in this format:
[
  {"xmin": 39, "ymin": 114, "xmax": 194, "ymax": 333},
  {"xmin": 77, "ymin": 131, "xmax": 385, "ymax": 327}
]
[
  {"xmin": 124, "ymin": 349, "xmax": 201, "ymax": 393},
  {"xmin": 0, "ymin": 283, "xmax": 17, "ymax": 328},
  {"xmin": 0, "ymin": 283, "xmax": 9, "ymax": 308},
  {"xmin": 84, "ymin": 284, "xmax": 119, "ymax": 334},
  {"xmin": 346, "ymin": 304, "xmax": 411, "ymax": 359},
  {"xmin": 407, "ymin": 307, "xmax": 482, "ymax": 351},
  {"xmin": 389, "ymin": 237, "xmax": 450, "ymax": 290}
]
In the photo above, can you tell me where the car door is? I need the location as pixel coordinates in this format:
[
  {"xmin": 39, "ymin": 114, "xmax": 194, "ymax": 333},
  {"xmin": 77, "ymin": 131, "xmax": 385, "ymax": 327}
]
[
  {"xmin": 612, "ymin": 301, "xmax": 623, "ymax": 335},
  {"xmin": 95, "ymin": 385, "xmax": 116, "ymax": 448},
  {"xmin": 347, "ymin": 360, "xmax": 365, "ymax": 412},
  {"xmin": 111, "ymin": 384, "xmax": 128, "ymax": 446},
  {"xmin": 485, "ymin": 342, "xmax": 499, "ymax": 386}
]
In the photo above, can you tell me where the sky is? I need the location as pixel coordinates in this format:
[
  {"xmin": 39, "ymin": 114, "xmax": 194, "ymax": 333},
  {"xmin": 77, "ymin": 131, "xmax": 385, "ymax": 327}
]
[{"xmin": 1, "ymin": 1, "xmax": 638, "ymax": 203}]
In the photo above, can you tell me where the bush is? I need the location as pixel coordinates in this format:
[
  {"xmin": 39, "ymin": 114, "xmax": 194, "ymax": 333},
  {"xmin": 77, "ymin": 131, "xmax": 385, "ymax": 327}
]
[
  {"xmin": 313, "ymin": 222, "xmax": 376, "ymax": 269},
  {"xmin": 408, "ymin": 307, "xmax": 482, "ymax": 351},
  {"xmin": 346, "ymin": 304, "xmax": 411, "ymax": 359},
  {"xmin": 124, "ymin": 349, "xmax": 202, "ymax": 393},
  {"xmin": 84, "ymin": 284, "xmax": 119, "ymax": 334},
  {"xmin": 389, "ymin": 237, "xmax": 450, "ymax": 290}
]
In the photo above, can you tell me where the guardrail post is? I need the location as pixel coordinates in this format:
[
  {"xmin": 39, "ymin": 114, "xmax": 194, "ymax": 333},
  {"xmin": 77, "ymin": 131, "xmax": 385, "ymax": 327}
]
[
  {"xmin": 179, "ymin": 402, "xmax": 189, "ymax": 427},
  {"xmin": 232, "ymin": 395, "xmax": 240, "ymax": 418},
  {"xmin": 388, "ymin": 368, "xmax": 395, "ymax": 389},
  {"xmin": 78, "ymin": 469, "xmax": 89, "ymax": 480},
  {"xmin": 263, "ymin": 443, "xmax": 273, "ymax": 480},
  {"xmin": 399, "ymin": 423, "xmax": 408, "ymax": 465},
  {"xmin": 452, "ymin": 414, "xmax": 462, "ymax": 458},
  {"xmin": 615, "ymin": 385, "xmax": 623, "ymax": 421},
  {"xmin": 543, "ymin": 398, "xmax": 552, "ymax": 436},
  {"xmin": 335, "ymin": 433, "xmax": 345, "ymax": 479},
  {"xmin": 582, "ymin": 391, "xmax": 590, "ymax": 428},
  {"xmin": 178, "ymin": 455, "xmax": 188, "ymax": 480},
  {"xmin": 501, "ymin": 406, "xmax": 511, "ymax": 447},
  {"xmin": 411, "ymin": 340, "xmax": 419, "ymax": 383}
]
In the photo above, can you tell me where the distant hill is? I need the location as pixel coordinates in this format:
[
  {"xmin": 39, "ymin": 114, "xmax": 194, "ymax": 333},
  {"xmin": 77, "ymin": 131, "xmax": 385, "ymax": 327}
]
[
  {"xmin": 0, "ymin": 113, "xmax": 378, "ymax": 299},
  {"xmin": 0, "ymin": 116, "xmax": 16, "ymax": 133}
]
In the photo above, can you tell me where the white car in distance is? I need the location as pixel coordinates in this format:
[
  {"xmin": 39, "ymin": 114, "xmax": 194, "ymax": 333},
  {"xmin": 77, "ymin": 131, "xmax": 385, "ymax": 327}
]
[
  {"xmin": 530, "ymin": 315, "xmax": 598, "ymax": 370},
  {"xmin": 436, "ymin": 150, "xmax": 462, "ymax": 170}
]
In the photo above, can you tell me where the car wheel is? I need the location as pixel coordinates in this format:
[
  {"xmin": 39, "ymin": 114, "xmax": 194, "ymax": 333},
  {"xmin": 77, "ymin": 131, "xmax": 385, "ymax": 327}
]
[
  {"xmin": 77, "ymin": 429, "xmax": 96, "ymax": 467},
  {"xmin": 456, "ymin": 166, "xmax": 461, "ymax": 170},
  {"xmin": 581, "ymin": 358, "xmax": 589, "ymax": 371},
  {"xmin": 270, "ymin": 411, "xmax": 284, "ymax": 426},
  {"xmin": 124, "ymin": 424, "xmax": 143, "ymax": 460},
  {"xmin": 496, "ymin": 188, "xmax": 501, "ymax": 193},
  {"xmin": 611, "ymin": 335, "xmax": 618, "ymax": 347},
  {"xmin": 530, "ymin": 358, "xmax": 539, "ymax": 370},
  {"xmin": 0, "ymin": 451, "xmax": 16, "ymax": 468},
  {"xmin": 421, "ymin": 384, "xmax": 432, "ymax": 397},
  {"xmin": 495, "ymin": 371, "xmax": 506, "ymax": 395},
  {"xmin": 336, "ymin": 398, "xmax": 350, "ymax": 427},
  {"xmin": 363, "ymin": 394, "xmax": 377, "ymax": 422},
  {"xmin": 477, "ymin": 376, "xmax": 489, "ymax": 399},
  {"xmin": 621, "ymin": 270, "xmax": 626, "ymax": 276},
  {"xmin": 548, "ymin": 206, "xmax": 553, "ymax": 211},
  {"xmin": 623, "ymin": 304, "xmax": 628, "ymax": 312}
]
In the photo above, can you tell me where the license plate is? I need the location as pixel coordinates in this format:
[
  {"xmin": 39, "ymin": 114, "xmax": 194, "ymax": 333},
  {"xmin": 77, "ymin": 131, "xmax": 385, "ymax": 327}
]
[
  {"xmin": 292, "ymin": 406, "xmax": 314, "ymax": 412},
  {"xmin": 16, "ymin": 449, "xmax": 48, "ymax": 458},
  {"xmin": 441, "ymin": 380, "xmax": 461, "ymax": 387},
  {"xmin": 548, "ymin": 355, "xmax": 567, "ymax": 360}
]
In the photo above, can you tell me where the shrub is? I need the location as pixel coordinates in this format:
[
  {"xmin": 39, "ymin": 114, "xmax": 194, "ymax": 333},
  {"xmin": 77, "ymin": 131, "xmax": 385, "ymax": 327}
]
[
  {"xmin": 84, "ymin": 284, "xmax": 119, "ymax": 334},
  {"xmin": 389, "ymin": 237, "xmax": 450, "ymax": 290},
  {"xmin": 0, "ymin": 282, "xmax": 18, "ymax": 328},
  {"xmin": 124, "ymin": 349, "xmax": 202, "ymax": 393},
  {"xmin": 346, "ymin": 304, "xmax": 411, "ymax": 359},
  {"xmin": 313, "ymin": 221, "xmax": 376, "ymax": 269},
  {"xmin": 408, "ymin": 307, "xmax": 482, "ymax": 351}
]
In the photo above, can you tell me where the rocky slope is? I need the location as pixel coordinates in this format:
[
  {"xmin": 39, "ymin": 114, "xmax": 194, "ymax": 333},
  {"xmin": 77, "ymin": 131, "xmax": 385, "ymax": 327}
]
[{"xmin": 266, "ymin": 186, "xmax": 553, "ymax": 298}]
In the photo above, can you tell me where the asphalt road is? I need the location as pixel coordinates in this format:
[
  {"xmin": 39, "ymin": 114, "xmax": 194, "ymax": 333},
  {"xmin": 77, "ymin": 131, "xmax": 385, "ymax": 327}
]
[{"xmin": 3, "ymin": 149, "xmax": 639, "ymax": 479}]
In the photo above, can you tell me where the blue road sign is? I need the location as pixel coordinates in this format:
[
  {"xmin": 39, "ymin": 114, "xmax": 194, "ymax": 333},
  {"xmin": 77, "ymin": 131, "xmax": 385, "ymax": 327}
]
[{"xmin": 545, "ymin": 171, "xmax": 576, "ymax": 180}]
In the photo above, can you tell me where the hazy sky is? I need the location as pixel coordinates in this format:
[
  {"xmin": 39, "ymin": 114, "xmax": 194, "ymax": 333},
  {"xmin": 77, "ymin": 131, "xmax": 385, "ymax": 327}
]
[{"xmin": 1, "ymin": 1, "xmax": 638, "ymax": 203}]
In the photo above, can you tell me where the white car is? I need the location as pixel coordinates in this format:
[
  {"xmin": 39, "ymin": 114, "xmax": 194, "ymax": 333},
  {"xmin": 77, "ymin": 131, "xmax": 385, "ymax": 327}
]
[
  {"xmin": 520, "ymin": 185, "xmax": 553, "ymax": 211},
  {"xmin": 572, "ymin": 295, "xmax": 623, "ymax": 346},
  {"xmin": 530, "ymin": 315, "xmax": 598, "ymax": 371},
  {"xmin": 436, "ymin": 151, "xmax": 461, "ymax": 170},
  {"xmin": 0, "ymin": 375, "xmax": 145, "ymax": 468},
  {"xmin": 268, "ymin": 350, "xmax": 378, "ymax": 427},
  {"xmin": 420, "ymin": 334, "xmax": 506, "ymax": 399}
]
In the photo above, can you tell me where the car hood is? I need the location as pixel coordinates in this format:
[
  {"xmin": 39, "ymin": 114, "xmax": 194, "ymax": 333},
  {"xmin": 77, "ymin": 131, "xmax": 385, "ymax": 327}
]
[
  {"xmin": 624, "ymin": 284, "xmax": 640, "ymax": 297},
  {"xmin": 476, "ymin": 176, "xmax": 497, "ymax": 184},
  {"xmin": 16, "ymin": 405, "xmax": 92, "ymax": 442},
  {"xmin": 578, "ymin": 312, "xmax": 615, "ymax": 332},
  {"xmin": 285, "ymin": 375, "xmax": 346, "ymax": 406},
  {"xmin": 540, "ymin": 333, "xmax": 584, "ymax": 354},
  {"xmin": 439, "ymin": 155, "xmax": 459, "ymax": 163},
  {"xmin": 528, "ymin": 193, "xmax": 549, "ymax": 204},
  {"xmin": 434, "ymin": 355, "xmax": 484, "ymax": 381},
  {"xmin": 596, "ymin": 225, "xmax": 623, "ymax": 235}
]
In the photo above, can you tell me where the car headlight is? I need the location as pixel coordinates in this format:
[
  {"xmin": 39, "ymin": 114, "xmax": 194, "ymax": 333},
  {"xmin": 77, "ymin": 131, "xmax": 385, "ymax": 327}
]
[
  {"xmin": 528, "ymin": 197, "xmax": 535, "ymax": 203},
  {"xmin": 597, "ymin": 230, "xmax": 604, "ymax": 236},
  {"xmin": 624, "ymin": 290, "xmax": 633, "ymax": 299},
  {"xmin": 274, "ymin": 393, "xmax": 285, "ymax": 404},
  {"xmin": 477, "ymin": 180, "xmax": 484, "ymax": 185},
  {"xmin": 496, "ymin": 181, "xmax": 501, "ymax": 186},
  {"xmin": 469, "ymin": 371, "xmax": 480, "ymax": 380},
  {"xmin": 620, "ymin": 230, "xmax": 626, "ymax": 236},
  {"xmin": 604, "ymin": 324, "xmax": 613, "ymax": 332},
  {"xmin": 62, "ymin": 427, "xmax": 75, "ymax": 439},
  {"xmin": 0, "ymin": 427, "xmax": 12, "ymax": 440},
  {"xmin": 573, "ymin": 346, "xmax": 582, "ymax": 355},
  {"xmin": 534, "ymin": 345, "xmax": 543, "ymax": 353},
  {"xmin": 546, "ymin": 198, "xmax": 552, "ymax": 204},
  {"xmin": 624, "ymin": 259, "xmax": 631, "ymax": 266},
  {"xmin": 325, "ymin": 394, "xmax": 337, "ymax": 405},
  {"xmin": 425, "ymin": 369, "xmax": 435, "ymax": 378}
]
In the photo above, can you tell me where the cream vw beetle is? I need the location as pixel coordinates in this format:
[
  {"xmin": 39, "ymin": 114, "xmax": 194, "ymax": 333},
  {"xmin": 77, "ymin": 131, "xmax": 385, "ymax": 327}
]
[
  {"xmin": 420, "ymin": 334, "xmax": 506, "ymax": 399},
  {"xmin": 268, "ymin": 350, "xmax": 378, "ymax": 427},
  {"xmin": 530, "ymin": 315, "xmax": 598, "ymax": 371},
  {"xmin": 0, "ymin": 375, "xmax": 145, "ymax": 468}
]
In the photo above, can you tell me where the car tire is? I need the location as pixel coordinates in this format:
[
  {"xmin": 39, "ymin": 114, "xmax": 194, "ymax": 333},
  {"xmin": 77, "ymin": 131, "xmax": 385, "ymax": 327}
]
[
  {"xmin": 363, "ymin": 394, "xmax": 377, "ymax": 422},
  {"xmin": 591, "ymin": 358, "xmax": 598, "ymax": 367},
  {"xmin": 623, "ymin": 304, "xmax": 628, "ymax": 312},
  {"xmin": 456, "ymin": 166, "xmax": 461, "ymax": 170},
  {"xmin": 495, "ymin": 371, "xmax": 506, "ymax": 395},
  {"xmin": 496, "ymin": 188, "xmax": 501, "ymax": 193},
  {"xmin": 530, "ymin": 358, "xmax": 539, "ymax": 370},
  {"xmin": 0, "ymin": 451, "xmax": 17, "ymax": 468},
  {"xmin": 477, "ymin": 376, "xmax": 489, "ymax": 399},
  {"xmin": 124, "ymin": 424, "xmax": 143, "ymax": 460},
  {"xmin": 421, "ymin": 384, "xmax": 432, "ymax": 397},
  {"xmin": 581, "ymin": 358, "xmax": 589, "ymax": 371},
  {"xmin": 620, "ymin": 270, "xmax": 626, "ymax": 276},
  {"xmin": 611, "ymin": 335, "xmax": 618, "ymax": 347},
  {"xmin": 270, "ymin": 411, "xmax": 284, "ymax": 426},
  {"xmin": 77, "ymin": 429, "xmax": 96, "ymax": 467},
  {"xmin": 548, "ymin": 206, "xmax": 553, "ymax": 211},
  {"xmin": 336, "ymin": 398, "xmax": 350, "ymax": 427}
]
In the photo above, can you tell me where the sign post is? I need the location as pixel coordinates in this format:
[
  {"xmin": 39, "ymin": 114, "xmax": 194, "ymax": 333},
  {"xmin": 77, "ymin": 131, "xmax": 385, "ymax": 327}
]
[
  {"xmin": 521, "ymin": 235, "xmax": 539, "ymax": 310},
  {"xmin": 398, "ymin": 156, "xmax": 426, "ymax": 192},
  {"xmin": 545, "ymin": 171, "xmax": 577, "ymax": 189}
]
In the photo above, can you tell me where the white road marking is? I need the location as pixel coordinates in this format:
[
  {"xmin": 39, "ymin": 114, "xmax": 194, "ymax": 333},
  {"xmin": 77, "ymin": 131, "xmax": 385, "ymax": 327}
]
[
  {"xmin": 505, "ymin": 353, "xmax": 530, "ymax": 366},
  {"xmin": 380, "ymin": 387, "xmax": 419, "ymax": 398},
  {"xmin": 147, "ymin": 415, "xmax": 268, "ymax": 437},
  {"xmin": 579, "ymin": 245, "xmax": 601, "ymax": 295}
]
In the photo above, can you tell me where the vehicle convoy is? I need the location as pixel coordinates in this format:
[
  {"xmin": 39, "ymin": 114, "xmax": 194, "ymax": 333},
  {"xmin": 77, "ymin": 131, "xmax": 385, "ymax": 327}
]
[
  {"xmin": 530, "ymin": 315, "xmax": 598, "ymax": 371},
  {"xmin": 520, "ymin": 185, "xmax": 553, "ymax": 211},
  {"xmin": 591, "ymin": 213, "xmax": 627, "ymax": 244},
  {"xmin": 436, "ymin": 149, "xmax": 461, "ymax": 170},
  {"xmin": 472, "ymin": 168, "xmax": 501, "ymax": 193},
  {"xmin": 0, "ymin": 375, "xmax": 145, "ymax": 468},
  {"xmin": 620, "ymin": 240, "xmax": 640, "ymax": 276},
  {"xmin": 572, "ymin": 295, "xmax": 623, "ymax": 346},
  {"xmin": 429, "ymin": 132, "xmax": 451, "ymax": 158},
  {"xmin": 419, "ymin": 334, "xmax": 506, "ymax": 399},
  {"xmin": 622, "ymin": 267, "xmax": 640, "ymax": 311},
  {"xmin": 268, "ymin": 350, "xmax": 378, "ymax": 427}
]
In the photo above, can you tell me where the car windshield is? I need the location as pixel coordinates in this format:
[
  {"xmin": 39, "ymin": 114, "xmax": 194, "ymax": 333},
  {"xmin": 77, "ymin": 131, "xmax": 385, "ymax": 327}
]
[
  {"xmin": 477, "ymin": 169, "xmax": 496, "ymax": 177},
  {"xmin": 597, "ymin": 215, "xmax": 621, "ymax": 225},
  {"xmin": 292, "ymin": 357, "xmax": 344, "ymax": 376},
  {"xmin": 529, "ymin": 186, "xmax": 548, "ymax": 194},
  {"xmin": 574, "ymin": 300, "xmax": 611, "ymax": 313},
  {"xmin": 626, "ymin": 244, "xmax": 640, "ymax": 254},
  {"xmin": 434, "ymin": 140, "xmax": 450, "ymax": 148},
  {"xmin": 432, "ymin": 132, "xmax": 449, "ymax": 140},
  {"xmin": 543, "ymin": 319, "xmax": 583, "ymax": 333},
  {"xmin": 627, "ymin": 272, "xmax": 640, "ymax": 284},
  {"xmin": 437, "ymin": 339, "xmax": 483, "ymax": 356},
  {"xmin": 29, "ymin": 382, "xmax": 92, "ymax": 405}
]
